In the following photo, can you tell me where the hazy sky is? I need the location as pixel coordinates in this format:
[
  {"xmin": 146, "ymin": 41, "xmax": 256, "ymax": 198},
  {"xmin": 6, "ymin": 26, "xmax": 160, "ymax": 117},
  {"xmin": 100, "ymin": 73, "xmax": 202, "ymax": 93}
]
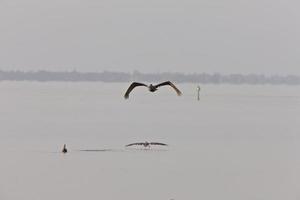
[{"xmin": 1, "ymin": 0, "xmax": 299, "ymax": 75}]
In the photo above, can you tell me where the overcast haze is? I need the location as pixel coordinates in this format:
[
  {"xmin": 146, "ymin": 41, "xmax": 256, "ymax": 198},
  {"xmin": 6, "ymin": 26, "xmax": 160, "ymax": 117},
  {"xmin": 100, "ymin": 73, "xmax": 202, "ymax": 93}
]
[{"xmin": 1, "ymin": 0, "xmax": 299, "ymax": 75}]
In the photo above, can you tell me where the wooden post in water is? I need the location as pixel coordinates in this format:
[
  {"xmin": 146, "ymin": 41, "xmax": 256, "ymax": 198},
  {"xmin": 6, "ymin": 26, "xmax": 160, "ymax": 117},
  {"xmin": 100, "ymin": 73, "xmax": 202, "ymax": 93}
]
[{"xmin": 197, "ymin": 85, "xmax": 201, "ymax": 101}]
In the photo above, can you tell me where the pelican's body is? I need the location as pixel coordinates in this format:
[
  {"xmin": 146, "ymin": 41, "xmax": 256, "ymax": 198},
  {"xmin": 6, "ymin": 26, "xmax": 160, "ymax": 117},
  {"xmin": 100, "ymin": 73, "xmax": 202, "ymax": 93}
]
[
  {"xmin": 148, "ymin": 84, "xmax": 157, "ymax": 92},
  {"xmin": 124, "ymin": 81, "xmax": 182, "ymax": 99}
]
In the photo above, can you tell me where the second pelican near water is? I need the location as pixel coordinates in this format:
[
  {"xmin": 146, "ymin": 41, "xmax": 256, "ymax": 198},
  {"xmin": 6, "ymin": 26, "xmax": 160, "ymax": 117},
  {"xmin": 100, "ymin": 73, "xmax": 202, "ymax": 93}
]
[
  {"xmin": 124, "ymin": 81, "xmax": 182, "ymax": 99},
  {"xmin": 126, "ymin": 142, "xmax": 168, "ymax": 148}
]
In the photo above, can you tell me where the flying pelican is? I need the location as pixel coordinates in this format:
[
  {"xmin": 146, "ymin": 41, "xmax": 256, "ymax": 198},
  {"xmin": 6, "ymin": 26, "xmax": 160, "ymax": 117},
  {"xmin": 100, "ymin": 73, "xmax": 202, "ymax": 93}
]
[
  {"xmin": 62, "ymin": 144, "xmax": 67, "ymax": 153},
  {"xmin": 124, "ymin": 81, "xmax": 182, "ymax": 99},
  {"xmin": 125, "ymin": 141, "xmax": 168, "ymax": 148}
]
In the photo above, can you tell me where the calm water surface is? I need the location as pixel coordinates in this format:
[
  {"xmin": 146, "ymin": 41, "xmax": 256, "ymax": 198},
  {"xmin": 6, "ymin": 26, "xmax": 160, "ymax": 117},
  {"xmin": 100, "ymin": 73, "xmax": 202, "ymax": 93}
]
[{"xmin": 0, "ymin": 82, "xmax": 299, "ymax": 200}]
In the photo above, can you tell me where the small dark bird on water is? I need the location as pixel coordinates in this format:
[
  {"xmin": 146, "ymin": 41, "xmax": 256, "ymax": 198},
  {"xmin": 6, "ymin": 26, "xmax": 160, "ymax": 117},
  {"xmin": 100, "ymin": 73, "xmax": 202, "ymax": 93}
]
[
  {"xmin": 124, "ymin": 81, "xmax": 182, "ymax": 99},
  {"xmin": 62, "ymin": 144, "xmax": 67, "ymax": 153},
  {"xmin": 125, "ymin": 141, "xmax": 168, "ymax": 148}
]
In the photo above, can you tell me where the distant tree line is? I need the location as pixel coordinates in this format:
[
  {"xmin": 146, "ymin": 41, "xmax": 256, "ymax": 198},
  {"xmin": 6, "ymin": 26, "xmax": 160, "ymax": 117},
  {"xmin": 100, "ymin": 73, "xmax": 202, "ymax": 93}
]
[{"xmin": 0, "ymin": 70, "xmax": 299, "ymax": 85}]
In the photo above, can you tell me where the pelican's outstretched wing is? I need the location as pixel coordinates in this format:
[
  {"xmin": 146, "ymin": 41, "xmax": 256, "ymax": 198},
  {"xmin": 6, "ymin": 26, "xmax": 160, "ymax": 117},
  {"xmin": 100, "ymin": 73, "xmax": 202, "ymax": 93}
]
[
  {"xmin": 154, "ymin": 81, "xmax": 182, "ymax": 96},
  {"xmin": 124, "ymin": 82, "xmax": 148, "ymax": 99},
  {"xmin": 125, "ymin": 142, "xmax": 145, "ymax": 147},
  {"xmin": 150, "ymin": 142, "xmax": 168, "ymax": 146}
]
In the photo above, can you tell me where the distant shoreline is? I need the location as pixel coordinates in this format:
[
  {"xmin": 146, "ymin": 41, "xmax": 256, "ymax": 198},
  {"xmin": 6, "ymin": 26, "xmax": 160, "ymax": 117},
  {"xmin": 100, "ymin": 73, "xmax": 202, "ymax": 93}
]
[{"xmin": 0, "ymin": 70, "xmax": 299, "ymax": 85}]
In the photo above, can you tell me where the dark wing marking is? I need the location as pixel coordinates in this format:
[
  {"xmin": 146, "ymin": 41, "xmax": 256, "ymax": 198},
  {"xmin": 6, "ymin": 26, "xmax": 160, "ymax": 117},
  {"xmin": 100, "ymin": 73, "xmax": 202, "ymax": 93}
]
[
  {"xmin": 124, "ymin": 82, "xmax": 148, "ymax": 99},
  {"xmin": 154, "ymin": 81, "xmax": 182, "ymax": 96},
  {"xmin": 150, "ymin": 142, "xmax": 168, "ymax": 146},
  {"xmin": 125, "ymin": 143, "xmax": 145, "ymax": 147}
]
